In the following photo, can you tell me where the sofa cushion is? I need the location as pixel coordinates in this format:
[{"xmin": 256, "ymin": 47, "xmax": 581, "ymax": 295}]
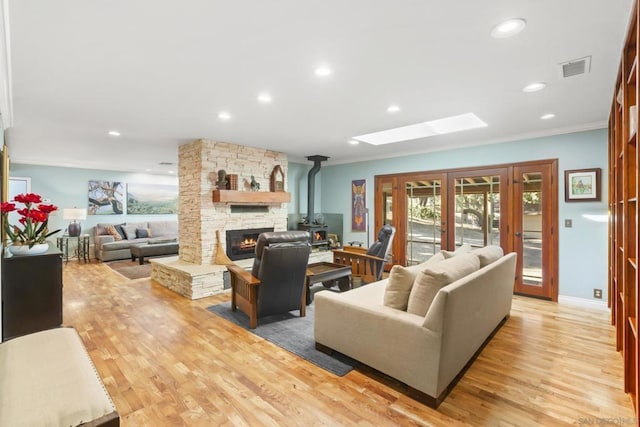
[
  {"xmin": 136, "ymin": 228, "xmax": 150, "ymax": 238},
  {"xmin": 472, "ymin": 245, "xmax": 504, "ymax": 267},
  {"xmin": 405, "ymin": 251, "xmax": 445, "ymax": 275},
  {"xmin": 383, "ymin": 252, "xmax": 446, "ymax": 310},
  {"xmin": 148, "ymin": 237, "xmax": 178, "ymax": 244},
  {"xmin": 149, "ymin": 221, "xmax": 178, "ymax": 237},
  {"xmin": 114, "ymin": 224, "xmax": 127, "ymax": 240},
  {"xmin": 104, "ymin": 225, "xmax": 122, "ymax": 241},
  {"xmin": 407, "ymin": 252, "xmax": 481, "ymax": 316},
  {"xmin": 122, "ymin": 225, "xmax": 138, "ymax": 240},
  {"xmin": 441, "ymin": 243, "xmax": 473, "ymax": 259},
  {"xmin": 383, "ymin": 266, "xmax": 415, "ymax": 310},
  {"xmin": 102, "ymin": 239, "xmax": 149, "ymax": 250}
]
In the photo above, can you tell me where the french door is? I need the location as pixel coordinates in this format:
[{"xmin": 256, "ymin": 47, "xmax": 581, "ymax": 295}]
[
  {"xmin": 446, "ymin": 168, "xmax": 508, "ymax": 251},
  {"xmin": 404, "ymin": 173, "xmax": 447, "ymax": 266},
  {"xmin": 511, "ymin": 161, "xmax": 558, "ymax": 300},
  {"xmin": 375, "ymin": 159, "xmax": 558, "ymax": 300}
]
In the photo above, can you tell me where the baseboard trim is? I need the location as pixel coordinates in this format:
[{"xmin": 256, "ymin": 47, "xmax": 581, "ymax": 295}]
[{"xmin": 558, "ymin": 295, "xmax": 608, "ymax": 311}]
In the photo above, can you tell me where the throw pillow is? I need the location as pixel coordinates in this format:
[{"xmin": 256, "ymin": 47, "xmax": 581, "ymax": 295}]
[
  {"xmin": 441, "ymin": 243, "xmax": 473, "ymax": 259},
  {"xmin": 406, "ymin": 252, "xmax": 481, "ymax": 317},
  {"xmin": 136, "ymin": 228, "xmax": 150, "ymax": 238},
  {"xmin": 122, "ymin": 225, "xmax": 138, "ymax": 240},
  {"xmin": 383, "ymin": 265, "xmax": 416, "ymax": 310},
  {"xmin": 104, "ymin": 225, "xmax": 122, "ymax": 241},
  {"xmin": 114, "ymin": 224, "xmax": 127, "ymax": 240},
  {"xmin": 405, "ymin": 251, "xmax": 446, "ymax": 275},
  {"xmin": 472, "ymin": 245, "xmax": 504, "ymax": 268}
]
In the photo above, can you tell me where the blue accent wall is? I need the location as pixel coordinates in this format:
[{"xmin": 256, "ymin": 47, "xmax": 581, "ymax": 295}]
[
  {"xmin": 289, "ymin": 129, "xmax": 609, "ymax": 301},
  {"xmin": 11, "ymin": 128, "xmax": 608, "ymax": 301},
  {"xmin": 9, "ymin": 164, "xmax": 178, "ymax": 236}
]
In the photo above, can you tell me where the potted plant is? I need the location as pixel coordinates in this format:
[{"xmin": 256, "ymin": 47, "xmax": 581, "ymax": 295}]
[{"xmin": 0, "ymin": 193, "xmax": 61, "ymax": 255}]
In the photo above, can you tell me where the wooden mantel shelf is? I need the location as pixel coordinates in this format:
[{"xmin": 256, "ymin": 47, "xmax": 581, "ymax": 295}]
[{"xmin": 212, "ymin": 190, "xmax": 291, "ymax": 205}]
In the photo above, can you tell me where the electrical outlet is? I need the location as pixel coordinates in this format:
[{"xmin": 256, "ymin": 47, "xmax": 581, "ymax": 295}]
[
  {"xmin": 564, "ymin": 219, "xmax": 572, "ymax": 228},
  {"xmin": 594, "ymin": 289, "xmax": 602, "ymax": 299}
]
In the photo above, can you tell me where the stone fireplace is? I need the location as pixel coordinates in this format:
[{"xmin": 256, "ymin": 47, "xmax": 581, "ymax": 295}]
[{"xmin": 151, "ymin": 139, "xmax": 289, "ymax": 299}]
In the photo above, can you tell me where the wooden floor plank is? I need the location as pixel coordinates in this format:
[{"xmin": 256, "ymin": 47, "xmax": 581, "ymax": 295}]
[{"xmin": 59, "ymin": 261, "xmax": 635, "ymax": 426}]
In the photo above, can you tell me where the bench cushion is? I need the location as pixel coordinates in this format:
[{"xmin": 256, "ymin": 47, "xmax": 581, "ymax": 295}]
[{"xmin": 0, "ymin": 328, "xmax": 118, "ymax": 426}]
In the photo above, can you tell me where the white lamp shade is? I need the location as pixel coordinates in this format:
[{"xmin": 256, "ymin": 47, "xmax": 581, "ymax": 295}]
[{"xmin": 63, "ymin": 208, "xmax": 87, "ymax": 221}]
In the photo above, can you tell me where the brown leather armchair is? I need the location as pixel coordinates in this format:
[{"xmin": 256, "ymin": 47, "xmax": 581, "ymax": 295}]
[
  {"xmin": 332, "ymin": 224, "xmax": 396, "ymax": 285},
  {"xmin": 227, "ymin": 231, "xmax": 311, "ymax": 328}
]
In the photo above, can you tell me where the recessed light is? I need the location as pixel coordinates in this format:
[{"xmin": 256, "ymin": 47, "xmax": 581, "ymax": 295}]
[
  {"xmin": 522, "ymin": 82, "xmax": 547, "ymax": 92},
  {"xmin": 387, "ymin": 105, "xmax": 400, "ymax": 113},
  {"xmin": 491, "ymin": 18, "xmax": 526, "ymax": 38},
  {"xmin": 348, "ymin": 139, "xmax": 360, "ymax": 145},
  {"xmin": 218, "ymin": 112, "xmax": 231, "ymax": 120},
  {"xmin": 257, "ymin": 93, "xmax": 272, "ymax": 104},
  {"xmin": 540, "ymin": 113, "xmax": 556, "ymax": 120},
  {"xmin": 145, "ymin": 169, "xmax": 151, "ymax": 172},
  {"xmin": 314, "ymin": 66, "xmax": 332, "ymax": 77},
  {"xmin": 168, "ymin": 171, "xmax": 175, "ymax": 174},
  {"xmin": 108, "ymin": 130, "xmax": 120, "ymax": 136}
]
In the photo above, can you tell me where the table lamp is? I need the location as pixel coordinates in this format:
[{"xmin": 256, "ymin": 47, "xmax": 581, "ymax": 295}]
[{"xmin": 63, "ymin": 208, "xmax": 87, "ymax": 237}]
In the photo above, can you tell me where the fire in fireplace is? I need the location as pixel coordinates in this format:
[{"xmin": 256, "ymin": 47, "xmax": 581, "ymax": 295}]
[{"xmin": 226, "ymin": 227, "xmax": 274, "ymax": 261}]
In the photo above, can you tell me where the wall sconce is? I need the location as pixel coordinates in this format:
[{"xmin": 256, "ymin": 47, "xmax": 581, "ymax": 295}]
[{"xmin": 63, "ymin": 208, "xmax": 87, "ymax": 237}]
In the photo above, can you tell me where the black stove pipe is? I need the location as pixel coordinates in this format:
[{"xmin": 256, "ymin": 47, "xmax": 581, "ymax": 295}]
[{"xmin": 306, "ymin": 155, "xmax": 329, "ymax": 224}]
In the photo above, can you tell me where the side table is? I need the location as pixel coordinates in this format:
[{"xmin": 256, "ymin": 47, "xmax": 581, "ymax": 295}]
[{"xmin": 56, "ymin": 234, "xmax": 90, "ymax": 263}]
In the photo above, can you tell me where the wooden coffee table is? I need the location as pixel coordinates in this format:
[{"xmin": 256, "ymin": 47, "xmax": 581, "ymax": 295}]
[{"xmin": 305, "ymin": 261, "xmax": 352, "ymax": 304}]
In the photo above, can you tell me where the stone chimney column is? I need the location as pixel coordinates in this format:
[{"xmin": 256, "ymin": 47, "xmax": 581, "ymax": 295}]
[{"xmin": 177, "ymin": 139, "xmax": 288, "ymax": 266}]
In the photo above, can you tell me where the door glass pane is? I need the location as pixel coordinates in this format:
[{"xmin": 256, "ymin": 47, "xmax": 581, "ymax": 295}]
[
  {"xmin": 406, "ymin": 179, "xmax": 442, "ymax": 265},
  {"xmin": 382, "ymin": 181, "xmax": 393, "ymax": 226},
  {"xmin": 522, "ymin": 172, "xmax": 543, "ymax": 286},
  {"xmin": 454, "ymin": 176, "xmax": 500, "ymax": 249}
]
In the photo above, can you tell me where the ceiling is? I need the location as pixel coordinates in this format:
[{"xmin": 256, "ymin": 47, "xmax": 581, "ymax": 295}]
[{"xmin": 4, "ymin": 0, "xmax": 634, "ymax": 174}]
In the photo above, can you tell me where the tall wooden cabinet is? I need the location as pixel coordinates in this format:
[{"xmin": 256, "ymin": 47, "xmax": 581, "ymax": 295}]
[
  {"xmin": 1, "ymin": 243, "xmax": 63, "ymax": 340},
  {"xmin": 609, "ymin": 0, "xmax": 640, "ymax": 413}
]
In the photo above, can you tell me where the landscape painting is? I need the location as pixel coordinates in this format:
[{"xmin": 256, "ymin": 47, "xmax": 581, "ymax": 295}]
[
  {"xmin": 127, "ymin": 183, "xmax": 178, "ymax": 214},
  {"xmin": 88, "ymin": 181, "xmax": 125, "ymax": 215}
]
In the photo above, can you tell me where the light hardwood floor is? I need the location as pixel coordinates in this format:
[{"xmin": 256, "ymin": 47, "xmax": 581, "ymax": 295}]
[{"xmin": 61, "ymin": 261, "xmax": 635, "ymax": 426}]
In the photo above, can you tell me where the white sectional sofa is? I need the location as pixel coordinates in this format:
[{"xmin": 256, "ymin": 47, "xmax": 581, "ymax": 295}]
[{"xmin": 314, "ymin": 246, "xmax": 517, "ymax": 407}]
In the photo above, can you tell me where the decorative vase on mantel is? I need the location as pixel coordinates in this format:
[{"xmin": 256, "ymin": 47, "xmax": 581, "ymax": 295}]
[{"xmin": 7, "ymin": 243, "xmax": 49, "ymax": 256}]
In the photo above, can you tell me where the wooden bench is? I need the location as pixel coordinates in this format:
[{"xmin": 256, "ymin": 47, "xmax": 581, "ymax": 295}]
[{"xmin": 0, "ymin": 327, "xmax": 120, "ymax": 426}]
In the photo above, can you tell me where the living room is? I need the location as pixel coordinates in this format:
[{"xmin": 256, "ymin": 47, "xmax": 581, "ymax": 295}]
[{"xmin": 0, "ymin": 1, "xmax": 637, "ymax": 426}]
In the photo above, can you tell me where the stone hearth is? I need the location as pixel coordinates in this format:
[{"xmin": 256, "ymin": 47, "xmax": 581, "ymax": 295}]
[{"xmin": 151, "ymin": 139, "xmax": 289, "ymax": 299}]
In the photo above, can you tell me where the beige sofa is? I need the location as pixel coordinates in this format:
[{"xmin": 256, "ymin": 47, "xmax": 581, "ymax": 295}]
[
  {"xmin": 314, "ymin": 246, "xmax": 516, "ymax": 407},
  {"xmin": 93, "ymin": 220, "xmax": 177, "ymax": 261}
]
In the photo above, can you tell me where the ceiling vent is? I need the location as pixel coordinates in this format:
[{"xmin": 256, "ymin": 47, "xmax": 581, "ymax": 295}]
[
  {"xmin": 159, "ymin": 161, "xmax": 175, "ymax": 166},
  {"xmin": 558, "ymin": 56, "xmax": 591, "ymax": 79}
]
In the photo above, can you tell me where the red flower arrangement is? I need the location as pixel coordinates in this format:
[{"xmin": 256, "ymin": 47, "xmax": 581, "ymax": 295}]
[{"xmin": 0, "ymin": 193, "xmax": 61, "ymax": 247}]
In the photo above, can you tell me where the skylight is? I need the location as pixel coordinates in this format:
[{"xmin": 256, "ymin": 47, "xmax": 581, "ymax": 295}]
[{"xmin": 353, "ymin": 113, "xmax": 488, "ymax": 146}]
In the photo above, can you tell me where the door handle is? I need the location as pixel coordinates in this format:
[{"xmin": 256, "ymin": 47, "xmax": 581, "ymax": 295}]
[{"xmin": 515, "ymin": 232, "xmax": 522, "ymax": 237}]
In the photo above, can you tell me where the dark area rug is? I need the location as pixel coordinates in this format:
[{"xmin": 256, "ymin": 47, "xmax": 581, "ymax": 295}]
[
  {"xmin": 105, "ymin": 260, "xmax": 151, "ymax": 280},
  {"xmin": 207, "ymin": 302, "xmax": 356, "ymax": 376}
]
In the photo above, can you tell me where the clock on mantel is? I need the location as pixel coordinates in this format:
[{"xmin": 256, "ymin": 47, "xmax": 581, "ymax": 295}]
[{"xmin": 212, "ymin": 189, "xmax": 291, "ymax": 205}]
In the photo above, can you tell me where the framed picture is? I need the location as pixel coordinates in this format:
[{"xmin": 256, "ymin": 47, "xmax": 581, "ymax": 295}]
[
  {"xmin": 127, "ymin": 183, "xmax": 178, "ymax": 214},
  {"xmin": 352, "ymin": 179, "xmax": 366, "ymax": 231},
  {"xmin": 564, "ymin": 168, "xmax": 601, "ymax": 202},
  {"xmin": 88, "ymin": 180, "xmax": 125, "ymax": 214}
]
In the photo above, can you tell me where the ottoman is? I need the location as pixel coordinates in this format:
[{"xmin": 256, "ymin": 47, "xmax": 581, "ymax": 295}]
[{"xmin": 130, "ymin": 241, "xmax": 179, "ymax": 265}]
